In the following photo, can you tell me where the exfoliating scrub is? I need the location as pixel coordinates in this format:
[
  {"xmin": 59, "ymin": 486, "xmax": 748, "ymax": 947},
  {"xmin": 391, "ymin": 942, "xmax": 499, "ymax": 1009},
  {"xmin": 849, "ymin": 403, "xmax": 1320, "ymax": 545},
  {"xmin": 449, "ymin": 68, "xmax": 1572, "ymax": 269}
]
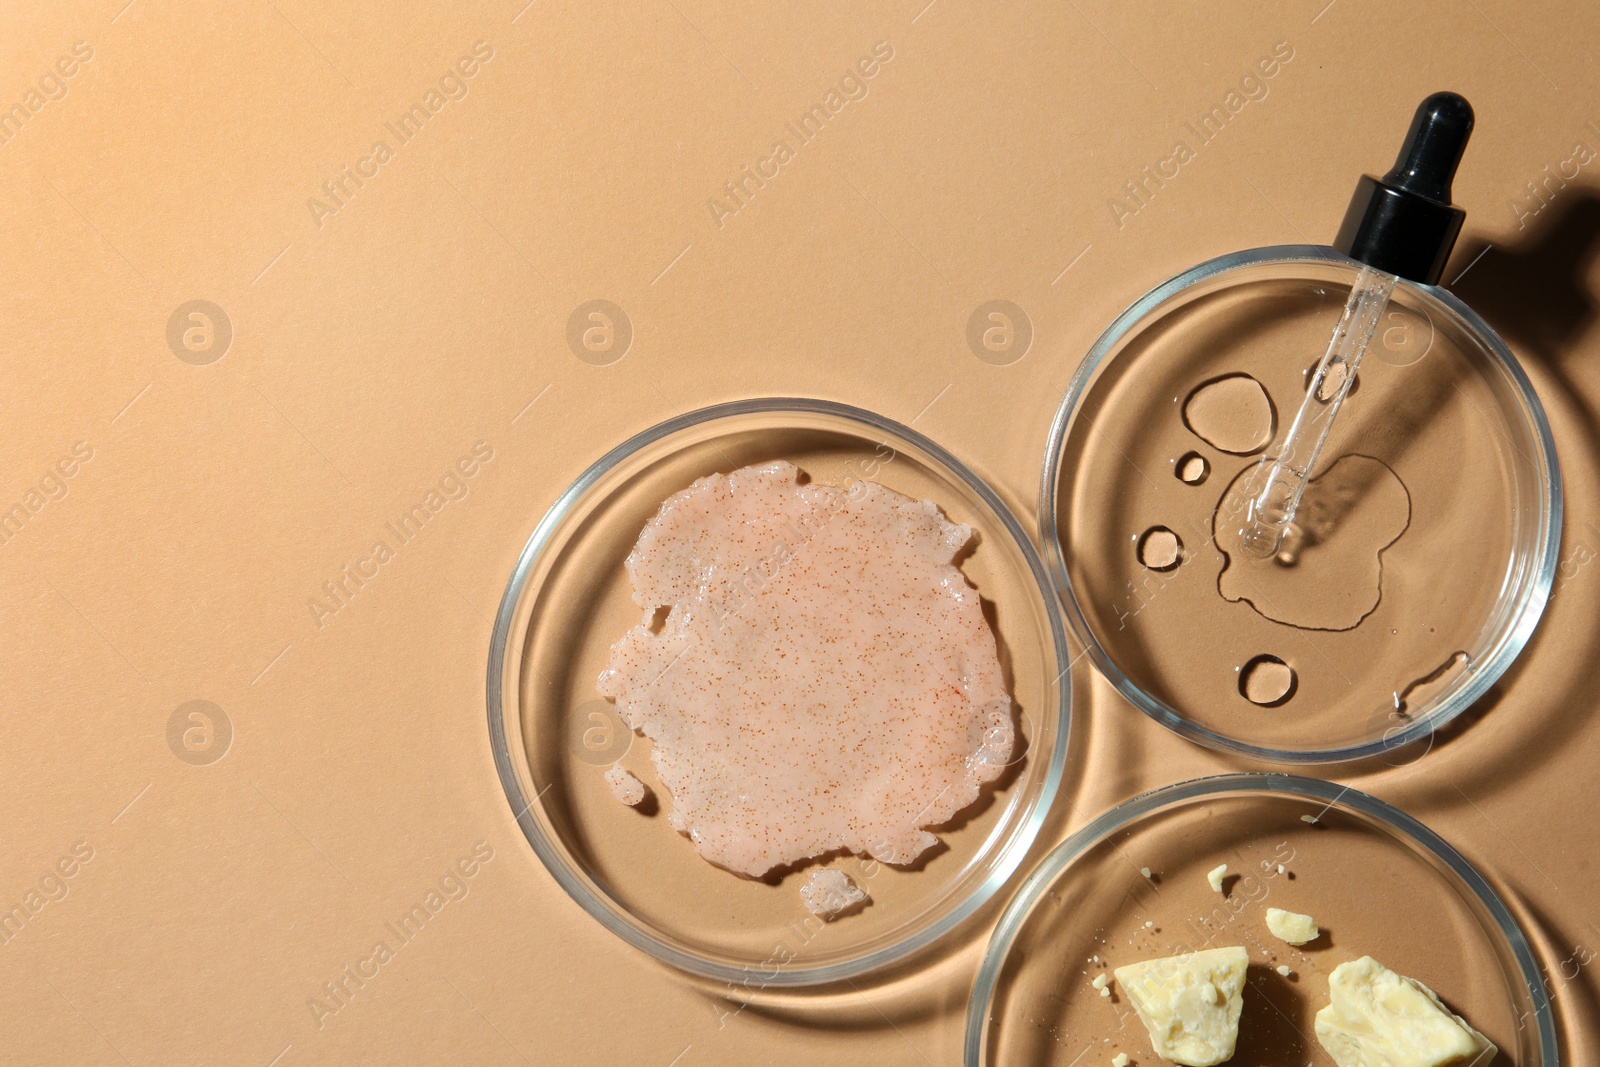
[{"xmin": 597, "ymin": 460, "xmax": 1015, "ymax": 879}]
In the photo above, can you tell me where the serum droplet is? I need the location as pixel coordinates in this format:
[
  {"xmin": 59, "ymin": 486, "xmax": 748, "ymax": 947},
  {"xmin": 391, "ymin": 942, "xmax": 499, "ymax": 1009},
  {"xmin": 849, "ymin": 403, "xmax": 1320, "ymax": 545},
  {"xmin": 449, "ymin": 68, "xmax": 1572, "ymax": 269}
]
[
  {"xmin": 1176, "ymin": 452, "xmax": 1210, "ymax": 485},
  {"xmin": 1182, "ymin": 374, "xmax": 1276, "ymax": 455},
  {"xmin": 1138, "ymin": 526, "xmax": 1183, "ymax": 571},
  {"xmin": 1306, "ymin": 355, "xmax": 1359, "ymax": 401},
  {"xmin": 1240, "ymin": 655, "xmax": 1296, "ymax": 706}
]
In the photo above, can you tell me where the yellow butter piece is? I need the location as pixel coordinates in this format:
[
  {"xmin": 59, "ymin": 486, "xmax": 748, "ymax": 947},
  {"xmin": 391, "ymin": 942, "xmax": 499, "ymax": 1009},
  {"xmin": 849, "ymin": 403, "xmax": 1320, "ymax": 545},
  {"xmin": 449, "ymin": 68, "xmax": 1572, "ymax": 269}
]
[
  {"xmin": 1265, "ymin": 906, "xmax": 1319, "ymax": 945},
  {"xmin": 1113, "ymin": 946, "xmax": 1248, "ymax": 1067},
  {"xmin": 1314, "ymin": 956, "xmax": 1497, "ymax": 1067}
]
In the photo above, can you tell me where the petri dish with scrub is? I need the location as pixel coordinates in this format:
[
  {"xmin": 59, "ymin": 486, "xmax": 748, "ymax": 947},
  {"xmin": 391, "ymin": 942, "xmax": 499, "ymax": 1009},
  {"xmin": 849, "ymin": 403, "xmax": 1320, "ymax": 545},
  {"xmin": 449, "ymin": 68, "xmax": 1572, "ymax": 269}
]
[
  {"xmin": 487, "ymin": 398, "xmax": 1072, "ymax": 985},
  {"xmin": 1041, "ymin": 94, "xmax": 1561, "ymax": 762}
]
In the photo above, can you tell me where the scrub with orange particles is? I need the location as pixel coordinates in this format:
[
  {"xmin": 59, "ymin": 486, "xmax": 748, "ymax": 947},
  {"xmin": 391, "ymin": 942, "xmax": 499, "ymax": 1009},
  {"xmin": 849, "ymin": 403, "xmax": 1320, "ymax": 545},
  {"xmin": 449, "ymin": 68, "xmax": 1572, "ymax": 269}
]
[{"xmin": 598, "ymin": 461, "xmax": 1016, "ymax": 878}]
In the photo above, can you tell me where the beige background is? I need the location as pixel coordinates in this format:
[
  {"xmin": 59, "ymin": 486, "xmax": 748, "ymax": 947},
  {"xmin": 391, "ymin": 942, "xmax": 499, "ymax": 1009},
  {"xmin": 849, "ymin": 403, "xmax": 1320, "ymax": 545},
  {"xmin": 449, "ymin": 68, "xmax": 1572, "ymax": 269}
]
[{"xmin": 2, "ymin": 0, "xmax": 1598, "ymax": 1063}]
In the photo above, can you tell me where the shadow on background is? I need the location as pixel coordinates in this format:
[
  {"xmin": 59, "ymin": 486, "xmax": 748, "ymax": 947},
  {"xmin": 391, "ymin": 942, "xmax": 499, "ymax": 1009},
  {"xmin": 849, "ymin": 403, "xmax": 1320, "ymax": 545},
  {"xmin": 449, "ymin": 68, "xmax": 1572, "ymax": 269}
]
[
  {"xmin": 1505, "ymin": 883, "xmax": 1600, "ymax": 1065},
  {"xmin": 1347, "ymin": 191, "xmax": 1600, "ymax": 791},
  {"xmin": 1454, "ymin": 193, "xmax": 1600, "ymax": 373}
]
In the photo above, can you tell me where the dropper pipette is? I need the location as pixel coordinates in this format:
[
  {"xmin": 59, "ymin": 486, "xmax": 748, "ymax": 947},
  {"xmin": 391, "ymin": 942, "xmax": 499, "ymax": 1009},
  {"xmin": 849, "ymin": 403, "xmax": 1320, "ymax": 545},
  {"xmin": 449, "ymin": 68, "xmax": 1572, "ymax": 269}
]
[{"xmin": 1236, "ymin": 92, "xmax": 1475, "ymax": 559}]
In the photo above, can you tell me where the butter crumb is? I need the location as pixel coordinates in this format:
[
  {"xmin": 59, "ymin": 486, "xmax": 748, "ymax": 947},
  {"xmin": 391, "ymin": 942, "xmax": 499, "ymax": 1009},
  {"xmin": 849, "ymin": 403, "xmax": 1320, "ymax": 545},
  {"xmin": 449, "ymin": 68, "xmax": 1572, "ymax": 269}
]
[
  {"xmin": 1139, "ymin": 867, "xmax": 1152, "ymax": 879},
  {"xmin": 1112, "ymin": 1055, "xmax": 1129, "ymax": 1067},
  {"xmin": 1300, "ymin": 814, "xmax": 1318, "ymax": 824},
  {"xmin": 1093, "ymin": 973, "xmax": 1110, "ymax": 991},
  {"xmin": 1206, "ymin": 863, "xmax": 1228, "ymax": 893},
  {"xmin": 1266, "ymin": 907, "xmax": 1320, "ymax": 946},
  {"xmin": 1276, "ymin": 965, "xmax": 1293, "ymax": 977}
]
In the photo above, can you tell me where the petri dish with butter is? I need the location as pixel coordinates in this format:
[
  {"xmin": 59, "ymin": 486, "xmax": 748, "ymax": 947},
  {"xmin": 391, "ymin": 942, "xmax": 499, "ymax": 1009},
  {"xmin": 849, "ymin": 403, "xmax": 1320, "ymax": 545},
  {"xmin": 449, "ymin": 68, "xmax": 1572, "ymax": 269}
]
[
  {"xmin": 964, "ymin": 774, "xmax": 1557, "ymax": 1066},
  {"xmin": 1041, "ymin": 245, "xmax": 1560, "ymax": 762},
  {"xmin": 487, "ymin": 398, "xmax": 1072, "ymax": 985}
]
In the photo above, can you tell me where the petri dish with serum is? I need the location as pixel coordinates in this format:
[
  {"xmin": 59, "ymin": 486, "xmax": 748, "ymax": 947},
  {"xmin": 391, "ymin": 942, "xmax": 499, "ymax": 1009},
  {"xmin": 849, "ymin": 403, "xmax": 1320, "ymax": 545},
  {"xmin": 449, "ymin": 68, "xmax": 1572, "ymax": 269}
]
[
  {"xmin": 1040, "ymin": 94, "xmax": 1560, "ymax": 762},
  {"xmin": 964, "ymin": 774, "xmax": 1558, "ymax": 1067},
  {"xmin": 487, "ymin": 398, "xmax": 1072, "ymax": 986}
]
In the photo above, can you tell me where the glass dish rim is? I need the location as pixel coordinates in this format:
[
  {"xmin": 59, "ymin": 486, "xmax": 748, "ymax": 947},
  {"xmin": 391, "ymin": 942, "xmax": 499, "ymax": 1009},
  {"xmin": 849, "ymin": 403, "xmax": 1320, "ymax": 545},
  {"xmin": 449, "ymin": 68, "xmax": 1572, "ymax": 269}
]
[
  {"xmin": 486, "ymin": 395, "xmax": 1075, "ymax": 986},
  {"xmin": 1038, "ymin": 243, "xmax": 1563, "ymax": 764},
  {"xmin": 963, "ymin": 771, "xmax": 1560, "ymax": 1067}
]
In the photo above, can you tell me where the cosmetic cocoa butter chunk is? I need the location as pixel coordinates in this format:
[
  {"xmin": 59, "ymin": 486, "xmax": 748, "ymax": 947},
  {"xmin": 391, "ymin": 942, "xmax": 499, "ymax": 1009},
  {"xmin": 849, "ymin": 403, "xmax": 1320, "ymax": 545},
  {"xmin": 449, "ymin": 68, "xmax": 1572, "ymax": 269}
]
[
  {"xmin": 1265, "ymin": 906, "xmax": 1319, "ymax": 946},
  {"xmin": 1315, "ymin": 956, "xmax": 1497, "ymax": 1067},
  {"xmin": 1206, "ymin": 863, "xmax": 1228, "ymax": 893},
  {"xmin": 1113, "ymin": 946, "xmax": 1249, "ymax": 1067}
]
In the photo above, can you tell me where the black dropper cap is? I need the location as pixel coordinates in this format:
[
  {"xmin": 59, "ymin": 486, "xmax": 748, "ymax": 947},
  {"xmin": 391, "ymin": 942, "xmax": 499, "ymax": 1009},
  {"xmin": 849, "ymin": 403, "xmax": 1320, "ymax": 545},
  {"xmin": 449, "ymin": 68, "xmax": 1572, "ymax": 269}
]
[{"xmin": 1333, "ymin": 92, "xmax": 1475, "ymax": 285}]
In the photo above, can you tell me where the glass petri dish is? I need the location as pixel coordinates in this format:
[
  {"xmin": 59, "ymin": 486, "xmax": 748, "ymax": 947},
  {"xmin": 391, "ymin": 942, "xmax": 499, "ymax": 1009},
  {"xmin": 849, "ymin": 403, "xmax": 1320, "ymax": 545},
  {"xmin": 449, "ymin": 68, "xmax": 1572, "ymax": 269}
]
[
  {"xmin": 488, "ymin": 398, "xmax": 1072, "ymax": 986},
  {"xmin": 1041, "ymin": 245, "xmax": 1560, "ymax": 763},
  {"xmin": 966, "ymin": 773, "xmax": 1558, "ymax": 1066}
]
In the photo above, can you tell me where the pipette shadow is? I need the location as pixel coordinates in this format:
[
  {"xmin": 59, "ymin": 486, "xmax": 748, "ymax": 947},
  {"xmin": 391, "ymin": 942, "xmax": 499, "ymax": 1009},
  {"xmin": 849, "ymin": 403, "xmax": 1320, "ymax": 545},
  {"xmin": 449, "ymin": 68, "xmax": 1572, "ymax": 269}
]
[
  {"xmin": 1395, "ymin": 190, "xmax": 1600, "ymax": 794},
  {"xmin": 1302, "ymin": 194, "xmax": 1600, "ymax": 784},
  {"xmin": 1324, "ymin": 191, "xmax": 1600, "ymax": 796},
  {"xmin": 1453, "ymin": 193, "xmax": 1600, "ymax": 368},
  {"xmin": 1449, "ymin": 192, "xmax": 1600, "ymax": 482}
]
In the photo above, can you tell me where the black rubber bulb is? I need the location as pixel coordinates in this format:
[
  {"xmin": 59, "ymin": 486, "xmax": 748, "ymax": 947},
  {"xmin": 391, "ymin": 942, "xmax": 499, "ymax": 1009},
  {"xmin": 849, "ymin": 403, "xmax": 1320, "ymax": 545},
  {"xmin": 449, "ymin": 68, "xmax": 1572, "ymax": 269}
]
[
  {"xmin": 1385, "ymin": 92, "xmax": 1474, "ymax": 202},
  {"xmin": 1333, "ymin": 92, "xmax": 1475, "ymax": 285}
]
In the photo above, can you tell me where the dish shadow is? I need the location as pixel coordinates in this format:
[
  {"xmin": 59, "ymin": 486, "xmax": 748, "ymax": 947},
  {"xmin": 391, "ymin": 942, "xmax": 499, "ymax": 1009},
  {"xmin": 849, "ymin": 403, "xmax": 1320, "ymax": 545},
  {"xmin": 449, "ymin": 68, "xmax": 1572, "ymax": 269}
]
[
  {"xmin": 674, "ymin": 930, "xmax": 986, "ymax": 1035},
  {"xmin": 1519, "ymin": 895, "xmax": 1600, "ymax": 1064},
  {"xmin": 1449, "ymin": 873, "xmax": 1597, "ymax": 1064}
]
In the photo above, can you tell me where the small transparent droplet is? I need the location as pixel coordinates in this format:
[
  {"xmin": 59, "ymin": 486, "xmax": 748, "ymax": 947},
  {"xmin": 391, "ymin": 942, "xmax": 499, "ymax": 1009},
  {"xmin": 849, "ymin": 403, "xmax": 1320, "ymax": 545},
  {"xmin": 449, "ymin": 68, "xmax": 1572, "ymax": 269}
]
[
  {"xmin": 1176, "ymin": 451, "xmax": 1210, "ymax": 485},
  {"xmin": 1274, "ymin": 523, "xmax": 1306, "ymax": 566},
  {"xmin": 1307, "ymin": 355, "xmax": 1358, "ymax": 401},
  {"xmin": 1240, "ymin": 655, "xmax": 1296, "ymax": 706},
  {"xmin": 1137, "ymin": 526, "xmax": 1182, "ymax": 571}
]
